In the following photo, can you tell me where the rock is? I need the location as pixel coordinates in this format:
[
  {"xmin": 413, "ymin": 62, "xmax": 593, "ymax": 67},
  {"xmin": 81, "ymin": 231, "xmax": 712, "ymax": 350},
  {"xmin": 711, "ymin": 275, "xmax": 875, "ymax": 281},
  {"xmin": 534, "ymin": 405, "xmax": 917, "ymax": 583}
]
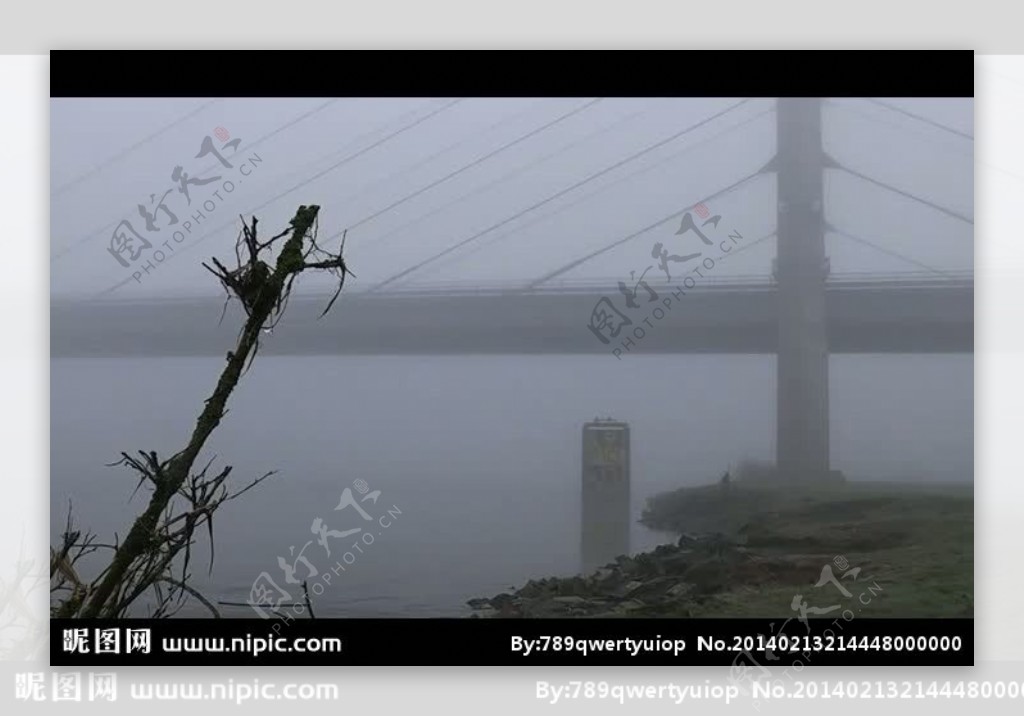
[
  {"xmin": 620, "ymin": 580, "xmax": 645, "ymax": 596},
  {"xmin": 490, "ymin": 592, "xmax": 517, "ymax": 609},
  {"xmin": 592, "ymin": 569, "xmax": 625, "ymax": 594},
  {"xmin": 615, "ymin": 555, "xmax": 639, "ymax": 576},
  {"xmin": 659, "ymin": 551, "xmax": 692, "ymax": 571},
  {"xmin": 553, "ymin": 596, "xmax": 586, "ymax": 605},
  {"xmin": 678, "ymin": 533, "xmax": 702, "ymax": 547},
  {"xmin": 624, "ymin": 575, "xmax": 675, "ymax": 599},
  {"xmin": 667, "ymin": 582, "xmax": 693, "ymax": 598},
  {"xmin": 555, "ymin": 576, "xmax": 588, "ymax": 596},
  {"xmin": 683, "ymin": 562, "xmax": 728, "ymax": 594},
  {"xmin": 518, "ymin": 580, "xmax": 546, "ymax": 598},
  {"xmin": 615, "ymin": 599, "xmax": 647, "ymax": 613},
  {"xmin": 467, "ymin": 527, "xmax": 750, "ymax": 616}
]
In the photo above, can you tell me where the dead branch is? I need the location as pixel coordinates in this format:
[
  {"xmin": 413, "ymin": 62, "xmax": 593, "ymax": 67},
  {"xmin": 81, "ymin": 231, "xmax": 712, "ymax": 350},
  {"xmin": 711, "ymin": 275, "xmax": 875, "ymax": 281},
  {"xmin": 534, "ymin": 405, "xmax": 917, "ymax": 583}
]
[{"xmin": 52, "ymin": 205, "xmax": 351, "ymax": 619}]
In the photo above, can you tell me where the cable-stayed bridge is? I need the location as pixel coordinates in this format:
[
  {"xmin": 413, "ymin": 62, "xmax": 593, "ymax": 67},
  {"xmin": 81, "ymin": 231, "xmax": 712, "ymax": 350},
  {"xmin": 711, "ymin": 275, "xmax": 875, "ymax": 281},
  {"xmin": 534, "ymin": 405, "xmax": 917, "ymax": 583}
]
[{"xmin": 51, "ymin": 97, "xmax": 973, "ymax": 482}]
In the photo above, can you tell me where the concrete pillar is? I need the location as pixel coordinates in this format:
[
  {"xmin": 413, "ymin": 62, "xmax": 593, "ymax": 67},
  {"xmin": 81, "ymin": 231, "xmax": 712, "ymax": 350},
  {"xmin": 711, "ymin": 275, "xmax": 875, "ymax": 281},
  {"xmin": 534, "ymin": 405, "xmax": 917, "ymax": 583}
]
[
  {"xmin": 775, "ymin": 98, "xmax": 830, "ymax": 482},
  {"xmin": 581, "ymin": 419, "xmax": 630, "ymax": 573}
]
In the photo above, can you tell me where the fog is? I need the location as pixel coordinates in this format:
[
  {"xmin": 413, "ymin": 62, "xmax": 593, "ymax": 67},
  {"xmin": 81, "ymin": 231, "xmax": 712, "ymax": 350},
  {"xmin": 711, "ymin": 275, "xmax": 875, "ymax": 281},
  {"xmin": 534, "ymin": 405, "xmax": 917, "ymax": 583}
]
[
  {"xmin": 50, "ymin": 97, "xmax": 973, "ymax": 616},
  {"xmin": 51, "ymin": 97, "xmax": 972, "ymax": 296}
]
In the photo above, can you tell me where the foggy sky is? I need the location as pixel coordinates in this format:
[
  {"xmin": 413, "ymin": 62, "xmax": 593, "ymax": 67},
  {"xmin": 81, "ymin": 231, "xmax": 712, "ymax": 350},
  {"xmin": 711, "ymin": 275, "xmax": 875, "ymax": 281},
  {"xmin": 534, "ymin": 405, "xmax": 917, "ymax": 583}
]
[{"xmin": 50, "ymin": 97, "xmax": 974, "ymax": 299}]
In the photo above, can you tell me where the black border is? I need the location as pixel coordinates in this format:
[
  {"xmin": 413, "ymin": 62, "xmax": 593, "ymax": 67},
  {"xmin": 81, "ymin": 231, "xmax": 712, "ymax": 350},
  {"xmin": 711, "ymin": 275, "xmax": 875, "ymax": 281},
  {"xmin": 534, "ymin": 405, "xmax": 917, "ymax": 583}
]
[
  {"xmin": 51, "ymin": 617, "xmax": 973, "ymax": 666},
  {"xmin": 50, "ymin": 50, "xmax": 974, "ymax": 98}
]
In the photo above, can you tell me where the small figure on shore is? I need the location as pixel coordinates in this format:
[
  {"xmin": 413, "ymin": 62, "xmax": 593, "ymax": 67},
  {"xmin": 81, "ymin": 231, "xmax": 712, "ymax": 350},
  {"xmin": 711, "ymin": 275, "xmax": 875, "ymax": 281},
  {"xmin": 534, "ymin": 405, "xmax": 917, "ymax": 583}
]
[{"xmin": 719, "ymin": 469, "xmax": 731, "ymax": 493}]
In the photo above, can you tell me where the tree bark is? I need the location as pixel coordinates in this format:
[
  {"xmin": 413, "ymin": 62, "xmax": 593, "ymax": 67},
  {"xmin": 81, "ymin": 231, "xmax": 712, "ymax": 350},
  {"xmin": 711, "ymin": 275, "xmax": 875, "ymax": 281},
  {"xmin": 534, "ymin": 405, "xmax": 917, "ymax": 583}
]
[{"xmin": 79, "ymin": 206, "xmax": 320, "ymax": 618}]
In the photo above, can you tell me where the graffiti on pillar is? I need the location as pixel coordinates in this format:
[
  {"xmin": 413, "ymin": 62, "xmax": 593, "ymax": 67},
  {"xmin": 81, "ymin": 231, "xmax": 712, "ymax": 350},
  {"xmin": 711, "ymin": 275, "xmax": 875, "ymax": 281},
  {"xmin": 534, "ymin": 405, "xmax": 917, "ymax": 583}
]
[{"xmin": 584, "ymin": 426, "xmax": 627, "ymax": 485}]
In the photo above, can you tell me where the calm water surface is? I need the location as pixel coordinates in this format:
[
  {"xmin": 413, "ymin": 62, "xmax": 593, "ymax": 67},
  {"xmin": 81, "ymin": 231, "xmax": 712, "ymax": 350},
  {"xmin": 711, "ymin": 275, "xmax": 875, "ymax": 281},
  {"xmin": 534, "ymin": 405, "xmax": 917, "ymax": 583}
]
[{"xmin": 51, "ymin": 353, "xmax": 971, "ymax": 616}]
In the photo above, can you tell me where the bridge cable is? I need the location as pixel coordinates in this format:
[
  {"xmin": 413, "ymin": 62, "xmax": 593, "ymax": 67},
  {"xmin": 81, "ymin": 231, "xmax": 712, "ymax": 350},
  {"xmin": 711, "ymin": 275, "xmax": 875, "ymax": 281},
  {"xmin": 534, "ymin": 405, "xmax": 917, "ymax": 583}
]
[
  {"xmin": 93, "ymin": 99, "xmax": 465, "ymax": 298},
  {"xmin": 364, "ymin": 98, "xmax": 754, "ymax": 292},
  {"xmin": 827, "ymin": 224, "xmax": 958, "ymax": 278},
  {"xmin": 863, "ymin": 98, "xmax": 973, "ymax": 141},
  {"xmin": 338, "ymin": 104, "xmax": 656, "ymax": 259},
  {"xmin": 331, "ymin": 98, "xmax": 550, "ymax": 226},
  {"xmin": 53, "ymin": 98, "xmax": 343, "ymax": 263},
  {"xmin": 832, "ymin": 163, "xmax": 974, "ymax": 226},
  {"xmin": 345, "ymin": 98, "xmax": 604, "ymax": 232},
  {"xmin": 716, "ymin": 230, "xmax": 776, "ymax": 263},
  {"xmin": 422, "ymin": 105, "xmax": 776, "ymax": 277},
  {"xmin": 528, "ymin": 168, "xmax": 768, "ymax": 289},
  {"xmin": 823, "ymin": 100, "xmax": 972, "ymax": 160},
  {"xmin": 51, "ymin": 99, "xmax": 222, "ymax": 200}
]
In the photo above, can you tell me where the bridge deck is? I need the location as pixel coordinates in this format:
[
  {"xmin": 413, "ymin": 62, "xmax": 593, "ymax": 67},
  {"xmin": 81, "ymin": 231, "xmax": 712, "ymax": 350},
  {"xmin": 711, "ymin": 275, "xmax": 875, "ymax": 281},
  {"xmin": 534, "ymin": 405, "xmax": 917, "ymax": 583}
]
[{"xmin": 52, "ymin": 277, "xmax": 973, "ymax": 357}]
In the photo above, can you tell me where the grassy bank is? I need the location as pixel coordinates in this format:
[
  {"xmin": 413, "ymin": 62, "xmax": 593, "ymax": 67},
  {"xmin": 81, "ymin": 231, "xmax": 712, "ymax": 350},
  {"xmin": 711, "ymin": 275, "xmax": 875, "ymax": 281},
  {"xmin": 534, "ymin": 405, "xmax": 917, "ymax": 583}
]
[
  {"xmin": 640, "ymin": 480, "xmax": 973, "ymax": 617},
  {"xmin": 469, "ymin": 479, "xmax": 973, "ymax": 618}
]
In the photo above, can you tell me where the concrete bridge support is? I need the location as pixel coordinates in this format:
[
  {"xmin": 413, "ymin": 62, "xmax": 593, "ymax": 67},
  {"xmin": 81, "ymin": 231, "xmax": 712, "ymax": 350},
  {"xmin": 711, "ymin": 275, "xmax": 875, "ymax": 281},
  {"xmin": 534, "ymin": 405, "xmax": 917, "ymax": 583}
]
[
  {"xmin": 775, "ymin": 98, "xmax": 830, "ymax": 482},
  {"xmin": 581, "ymin": 419, "xmax": 631, "ymax": 573}
]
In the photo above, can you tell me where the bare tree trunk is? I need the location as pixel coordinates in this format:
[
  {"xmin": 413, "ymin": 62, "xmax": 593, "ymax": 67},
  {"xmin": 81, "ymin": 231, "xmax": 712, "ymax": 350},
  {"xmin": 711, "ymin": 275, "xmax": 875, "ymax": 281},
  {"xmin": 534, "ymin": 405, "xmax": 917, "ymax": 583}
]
[{"xmin": 78, "ymin": 206, "xmax": 325, "ymax": 618}]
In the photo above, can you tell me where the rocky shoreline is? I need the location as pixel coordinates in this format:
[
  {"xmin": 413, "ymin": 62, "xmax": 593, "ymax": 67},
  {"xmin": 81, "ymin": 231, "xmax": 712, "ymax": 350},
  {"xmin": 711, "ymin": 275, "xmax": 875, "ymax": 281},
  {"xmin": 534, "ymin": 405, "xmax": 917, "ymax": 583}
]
[
  {"xmin": 467, "ymin": 532, "xmax": 767, "ymax": 618},
  {"xmin": 466, "ymin": 478, "xmax": 974, "ymax": 619}
]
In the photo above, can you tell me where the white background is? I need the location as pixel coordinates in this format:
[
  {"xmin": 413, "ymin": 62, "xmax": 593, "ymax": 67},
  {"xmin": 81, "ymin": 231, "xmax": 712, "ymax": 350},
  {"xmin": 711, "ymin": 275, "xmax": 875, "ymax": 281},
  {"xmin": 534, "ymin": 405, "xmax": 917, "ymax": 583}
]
[{"xmin": 0, "ymin": 10, "xmax": 1018, "ymax": 713}]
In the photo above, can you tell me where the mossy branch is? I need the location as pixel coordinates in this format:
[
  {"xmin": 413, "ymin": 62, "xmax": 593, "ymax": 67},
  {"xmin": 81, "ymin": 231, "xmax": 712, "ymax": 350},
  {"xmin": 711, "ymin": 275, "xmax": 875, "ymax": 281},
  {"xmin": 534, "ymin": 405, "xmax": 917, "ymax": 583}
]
[{"xmin": 52, "ymin": 205, "xmax": 351, "ymax": 618}]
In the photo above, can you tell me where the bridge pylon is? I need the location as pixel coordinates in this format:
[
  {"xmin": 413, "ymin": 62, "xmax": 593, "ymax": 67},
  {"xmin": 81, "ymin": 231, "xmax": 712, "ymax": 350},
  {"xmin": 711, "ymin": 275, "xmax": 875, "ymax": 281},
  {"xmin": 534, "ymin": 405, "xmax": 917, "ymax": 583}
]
[{"xmin": 775, "ymin": 98, "xmax": 830, "ymax": 482}]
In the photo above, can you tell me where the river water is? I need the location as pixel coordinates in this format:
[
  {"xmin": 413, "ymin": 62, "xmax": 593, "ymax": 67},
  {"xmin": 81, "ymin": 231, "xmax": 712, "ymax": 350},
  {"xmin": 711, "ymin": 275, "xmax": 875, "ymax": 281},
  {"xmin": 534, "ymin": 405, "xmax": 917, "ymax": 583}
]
[{"xmin": 50, "ymin": 353, "xmax": 971, "ymax": 616}]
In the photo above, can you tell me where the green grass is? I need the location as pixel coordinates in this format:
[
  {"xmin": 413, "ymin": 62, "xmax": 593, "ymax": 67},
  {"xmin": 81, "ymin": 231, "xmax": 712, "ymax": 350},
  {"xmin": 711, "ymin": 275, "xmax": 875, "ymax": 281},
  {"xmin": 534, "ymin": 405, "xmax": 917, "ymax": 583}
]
[{"xmin": 641, "ymin": 480, "xmax": 973, "ymax": 617}]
